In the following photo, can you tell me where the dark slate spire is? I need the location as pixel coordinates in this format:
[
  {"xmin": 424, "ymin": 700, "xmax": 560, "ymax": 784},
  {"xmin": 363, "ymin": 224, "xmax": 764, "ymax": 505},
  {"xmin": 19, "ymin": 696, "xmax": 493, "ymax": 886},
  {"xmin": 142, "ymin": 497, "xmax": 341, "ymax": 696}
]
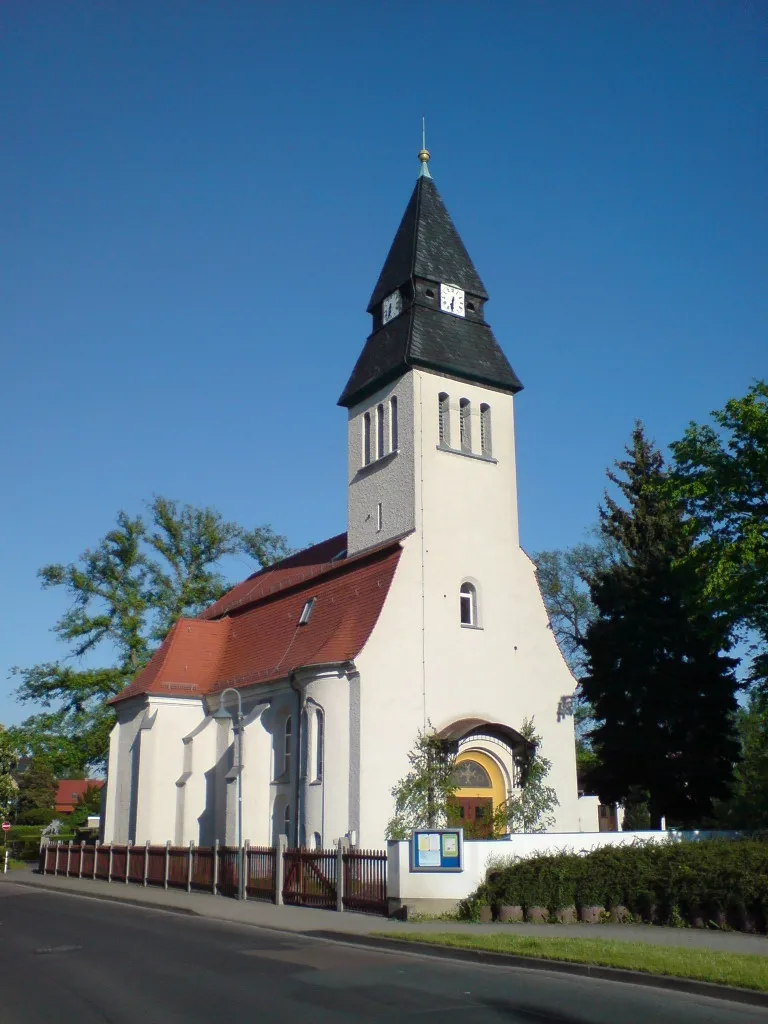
[{"xmin": 339, "ymin": 156, "xmax": 523, "ymax": 408}]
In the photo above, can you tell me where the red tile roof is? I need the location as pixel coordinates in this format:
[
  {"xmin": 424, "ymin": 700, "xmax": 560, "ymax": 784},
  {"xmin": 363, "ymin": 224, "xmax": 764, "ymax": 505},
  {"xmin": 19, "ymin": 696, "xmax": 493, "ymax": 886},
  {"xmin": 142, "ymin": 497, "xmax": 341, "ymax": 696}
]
[
  {"xmin": 111, "ymin": 534, "xmax": 402, "ymax": 706},
  {"xmin": 55, "ymin": 779, "xmax": 104, "ymax": 813}
]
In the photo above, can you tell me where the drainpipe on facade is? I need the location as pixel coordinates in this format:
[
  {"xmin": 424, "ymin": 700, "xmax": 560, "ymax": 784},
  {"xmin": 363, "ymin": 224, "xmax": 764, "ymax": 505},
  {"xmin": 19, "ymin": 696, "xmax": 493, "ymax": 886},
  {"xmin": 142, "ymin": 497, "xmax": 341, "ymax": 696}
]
[{"xmin": 289, "ymin": 672, "xmax": 302, "ymax": 848}]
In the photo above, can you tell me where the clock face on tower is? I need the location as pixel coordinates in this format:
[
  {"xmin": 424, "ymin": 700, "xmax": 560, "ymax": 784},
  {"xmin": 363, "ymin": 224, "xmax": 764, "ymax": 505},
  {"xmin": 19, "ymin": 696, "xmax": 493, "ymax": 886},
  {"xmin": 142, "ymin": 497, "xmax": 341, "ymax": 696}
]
[
  {"xmin": 382, "ymin": 290, "xmax": 402, "ymax": 325},
  {"xmin": 440, "ymin": 283, "xmax": 465, "ymax": 318}
]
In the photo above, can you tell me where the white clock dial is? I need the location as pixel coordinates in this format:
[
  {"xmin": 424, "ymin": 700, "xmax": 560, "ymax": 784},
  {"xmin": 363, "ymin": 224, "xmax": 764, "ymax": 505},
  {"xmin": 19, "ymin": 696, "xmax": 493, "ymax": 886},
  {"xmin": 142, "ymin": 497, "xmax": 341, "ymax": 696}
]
[
  {"xmin": 440, "ymin": 283, "xmax": 465, "ymax": 318},
  {"xmin": 382, "ymin": 290, "xmax": 402, "ymax": 325}
]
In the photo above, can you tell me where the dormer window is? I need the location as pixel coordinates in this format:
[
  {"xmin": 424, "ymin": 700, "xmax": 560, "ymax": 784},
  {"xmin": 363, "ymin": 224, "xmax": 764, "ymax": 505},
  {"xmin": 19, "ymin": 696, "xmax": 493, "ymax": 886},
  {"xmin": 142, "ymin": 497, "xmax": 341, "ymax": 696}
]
[{"xmin": 298, "ymin": 598, "xmax": 315, "ymax": 625}]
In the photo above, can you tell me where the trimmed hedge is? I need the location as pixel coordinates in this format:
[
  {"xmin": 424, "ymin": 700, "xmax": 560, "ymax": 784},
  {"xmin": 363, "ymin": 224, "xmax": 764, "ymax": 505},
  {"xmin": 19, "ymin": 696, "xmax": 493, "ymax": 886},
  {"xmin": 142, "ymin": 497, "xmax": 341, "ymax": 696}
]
[{"xmin": 462, "ymin": 838, "xmax": 768, "ymax": 932}]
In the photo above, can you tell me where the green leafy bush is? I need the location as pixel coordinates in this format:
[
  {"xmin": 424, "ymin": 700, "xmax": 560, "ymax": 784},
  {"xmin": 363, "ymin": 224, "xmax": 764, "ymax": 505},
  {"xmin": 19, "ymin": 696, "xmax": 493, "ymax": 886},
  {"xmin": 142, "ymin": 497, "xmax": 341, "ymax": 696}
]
[{"xmin": 470, "ymin": 838, "xmax": 768, "ymax": 932}]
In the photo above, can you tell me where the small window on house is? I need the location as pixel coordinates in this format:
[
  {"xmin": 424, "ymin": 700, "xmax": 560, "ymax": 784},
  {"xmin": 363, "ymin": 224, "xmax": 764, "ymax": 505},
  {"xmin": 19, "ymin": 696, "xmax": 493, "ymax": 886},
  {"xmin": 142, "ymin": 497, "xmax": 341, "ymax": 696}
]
[
  {"xmin": 363, "ymin": 412, "xmax": 371, "ymax": 467},
  {"xmin": 298, "ymin": 598, "xmax": 314, "ymax": 625},
  {"xmin": 460, "ymin": 582, "xmax": 478, "ymax": 626},
  {"xmin": 315, "ymin": 709, "xmax": 324, "ymax": 782},
  {"xmin": 389, "ymin": 396, "xmax": 398, "ymax": 451},
  {"xmin": 438, "ymin": 392, "xmax": 450, "ymax": 447},
  {"xmin": 284, "ymin": 716, "xmax": 292, "ymax": 775},
  {"xmin": 480, "ymin": 403, "xmax": 492, "ymax": 456},
  {"xmin": 376, "ymin": 502, "xmax": 383, "ymax": 532},
  {"xmin": 459, "ymin": 398, "xmax": 471, "ymax": 452},
  {"xmin": 283, "ymin": 803, "xmax": 291, "ymax": 840},
  {"xmin": 376, "ymin": 403, "xmax": 385, "ymax": 459}
]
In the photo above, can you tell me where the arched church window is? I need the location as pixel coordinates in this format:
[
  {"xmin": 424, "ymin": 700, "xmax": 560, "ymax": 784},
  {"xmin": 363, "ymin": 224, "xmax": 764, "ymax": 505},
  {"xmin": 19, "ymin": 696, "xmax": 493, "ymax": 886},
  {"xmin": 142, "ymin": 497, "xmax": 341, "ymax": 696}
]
[
  {"xmin": 283, "ymin": 803, "xmax": 291, "ymax": 841},
  {"xmin": 313, "ymin": 831, "xmax": 322, "ymax": 850},
  {"xmin": 480, "ymin": 403, "xmax": 492, "ymax": 456},
  {"xmin": 389, "ymin": 396, "xmax": 398, "ymax": 451},
  {"xmin": 284, "ymin": 715, "xmax": 292, "ymax": 776},
  {"xmin": 451, "ymin": 759, "xmax": 493, "ymax": 788},
  {"xmin": 376, "ymin": 403, "xmax": 385, "ymax": 459},
  {"xmin": 460, "ymin": 582, "xmax": 477, "ymax": 626},
  {"xmin": 438, "ymin": 393, "xmax": 450, "ymax": 447},
  {"xmin": 363, "ymin": 412, "xmax": 371, "ymax": 467},
  {"xmin": 459, "ymin": 398, "xmax": 471, "ymax": 452},
  {"xmin": 314, "ymin": 709, "xmax": 324, "ymax": 782}
]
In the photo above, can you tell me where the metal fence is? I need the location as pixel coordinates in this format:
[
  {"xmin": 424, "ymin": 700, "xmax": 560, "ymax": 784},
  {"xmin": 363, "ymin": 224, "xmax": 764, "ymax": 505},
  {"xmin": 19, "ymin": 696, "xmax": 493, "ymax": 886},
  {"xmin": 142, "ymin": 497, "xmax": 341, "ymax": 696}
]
[{"xmin": 39, "ymin": 840, "xmax": 388, "ymax": 915}]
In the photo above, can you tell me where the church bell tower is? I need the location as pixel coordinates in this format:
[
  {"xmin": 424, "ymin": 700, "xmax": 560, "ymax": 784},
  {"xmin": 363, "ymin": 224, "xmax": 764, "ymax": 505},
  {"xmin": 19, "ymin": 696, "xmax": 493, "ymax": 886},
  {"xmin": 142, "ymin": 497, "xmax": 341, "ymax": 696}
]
[{"xmin": 339, "ymin": 145, "xmax": 524, "ymax": 560}]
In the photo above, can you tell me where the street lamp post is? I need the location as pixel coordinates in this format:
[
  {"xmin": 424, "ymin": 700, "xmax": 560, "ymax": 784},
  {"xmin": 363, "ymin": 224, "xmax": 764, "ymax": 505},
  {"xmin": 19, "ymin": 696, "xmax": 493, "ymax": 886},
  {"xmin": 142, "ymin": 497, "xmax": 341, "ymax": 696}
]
[{"xmin": 212, "ymin": 688, "xmax": 245, "ymax": 900}]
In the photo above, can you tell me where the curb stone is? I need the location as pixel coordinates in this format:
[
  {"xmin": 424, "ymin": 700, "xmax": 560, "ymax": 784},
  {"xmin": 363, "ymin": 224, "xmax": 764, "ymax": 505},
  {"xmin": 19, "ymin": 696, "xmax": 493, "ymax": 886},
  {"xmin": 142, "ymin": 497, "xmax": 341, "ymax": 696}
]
[{"xmin": 306, "ymin": 931, "xmax": 768, "ymax": 1011}]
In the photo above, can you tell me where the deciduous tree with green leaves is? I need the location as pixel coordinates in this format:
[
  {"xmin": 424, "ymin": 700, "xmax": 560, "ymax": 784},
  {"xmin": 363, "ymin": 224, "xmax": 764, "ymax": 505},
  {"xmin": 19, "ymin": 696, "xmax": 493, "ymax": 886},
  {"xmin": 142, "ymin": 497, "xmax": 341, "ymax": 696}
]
[
  {"xmin": 0, "ymin": 727, "xmax": 18, "ymax": 819},
  {"xmin": 386, "ymin": 725, "xmax": 458, "ymax": 840},
  {"xmin": 9, "ymin": 497, "xmax": 289, "ymax": 774},
  {"xmin": 670, "ymin": 380, "xmax": 768, "ymax": 689},
  {"xmin": 580, "ymin": 424, "xmax": 742, "ymax": 830},
  {"xmin": 497, "ymin": 718, "xmax": 559, "ymax": 834}
]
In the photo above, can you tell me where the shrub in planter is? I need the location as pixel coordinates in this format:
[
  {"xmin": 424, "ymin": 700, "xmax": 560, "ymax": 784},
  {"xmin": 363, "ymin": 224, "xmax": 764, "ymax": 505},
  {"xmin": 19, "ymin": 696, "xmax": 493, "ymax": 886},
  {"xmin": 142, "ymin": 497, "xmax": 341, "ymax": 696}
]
[
  {"xmin": 499, "ymin": 904, "xmax": 524, "ymax": 922},
  {"xmin": 526, "ymin": 906, "xmax": 549, "ymax": 924},
  {"xmin": 579, "ymin": 905, "xmax": 604, "ymax": 924},
  {"xmin": 555, "ymin": 907, "xmax": 577, "ymax": 924},
  {"xmin": 496, "ymin": 869, "xmax": 524, "ymax": 923}
]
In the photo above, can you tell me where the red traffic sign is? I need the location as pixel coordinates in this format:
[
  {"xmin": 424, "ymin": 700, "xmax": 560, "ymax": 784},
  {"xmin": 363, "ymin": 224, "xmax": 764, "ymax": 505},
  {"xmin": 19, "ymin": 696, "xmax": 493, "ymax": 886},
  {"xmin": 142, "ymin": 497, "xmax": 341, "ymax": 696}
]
[{"xmin": 1, "ymin": 822, "xmax": 10, "ymax": 832}]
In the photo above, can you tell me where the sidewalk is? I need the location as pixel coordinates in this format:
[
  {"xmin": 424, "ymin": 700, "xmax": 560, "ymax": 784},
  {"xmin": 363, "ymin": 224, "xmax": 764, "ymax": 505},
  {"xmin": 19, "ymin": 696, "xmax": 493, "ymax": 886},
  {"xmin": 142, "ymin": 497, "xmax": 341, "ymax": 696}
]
[{"xmin": 3, "ymin": 867, "xmax": 767, "ymax": 957}]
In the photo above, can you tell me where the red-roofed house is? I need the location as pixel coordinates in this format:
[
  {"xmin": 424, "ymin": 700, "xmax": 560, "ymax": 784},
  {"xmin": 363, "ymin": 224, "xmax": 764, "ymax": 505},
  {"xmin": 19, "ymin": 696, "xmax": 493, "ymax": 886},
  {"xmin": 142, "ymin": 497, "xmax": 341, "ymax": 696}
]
[
  {"xmin": 55, "ymin": 779, "xmax": 104, "ymax": 814},
  {"xmin": 102, "ymin": 154, "xmax": 579, "ymax": 850}
]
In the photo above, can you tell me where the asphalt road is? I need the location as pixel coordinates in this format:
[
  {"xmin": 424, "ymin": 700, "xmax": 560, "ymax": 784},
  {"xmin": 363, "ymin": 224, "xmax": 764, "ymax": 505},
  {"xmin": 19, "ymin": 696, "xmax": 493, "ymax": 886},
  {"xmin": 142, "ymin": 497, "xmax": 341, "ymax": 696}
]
[{"xmin": 0, "ymin": 883, "xmax": 764, "ymax": 1023}]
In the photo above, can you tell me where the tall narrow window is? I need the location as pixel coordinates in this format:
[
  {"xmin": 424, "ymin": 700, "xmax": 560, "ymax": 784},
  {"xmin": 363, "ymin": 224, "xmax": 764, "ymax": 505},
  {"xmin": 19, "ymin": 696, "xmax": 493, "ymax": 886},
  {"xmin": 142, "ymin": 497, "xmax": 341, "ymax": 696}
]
[
  {"xmin": 389, "ymin": 396, "xmax": 398, "ymax": 451},
  {"xmin": 376, "ymin": 502, "xmax": 383, "ymax": 532},
  {"xmin": 284, "ymin": 716, "xmax": 292, "ymax": 776},
  {"xmin": 313, "ymin": 831, "xmax": 322, "ymax": 850},
  {"xmin": 315, "ymin": 709, "xmax": 324, "ymax": 782},
  {"xmin": 480, "ymin": 403, "xmax": 492, "ymax": 456},
  {"xmin": 460, "ymin": 582, "xmax": 478, "ymax": 626},
  {"xmin": 376, "ymin": 404, "xmax": 385, "ymax": 459},
  {"xmin": 283, "ymin": 803, "xmax": 291, "ymax": 841},
  {"xmin": 363, "ymin": 412, "xmax": 371, "ymax": 466},
  {"xmin": 438, "ymin": 392, "xmax": 450, "ymax": 447},
  {"xmin": 300, "ymin": 709, "xmax": 308, "ymax": 779},
  {"xmin": 459, "ymin": 398, "xmax": 471, "ymax": 452}
]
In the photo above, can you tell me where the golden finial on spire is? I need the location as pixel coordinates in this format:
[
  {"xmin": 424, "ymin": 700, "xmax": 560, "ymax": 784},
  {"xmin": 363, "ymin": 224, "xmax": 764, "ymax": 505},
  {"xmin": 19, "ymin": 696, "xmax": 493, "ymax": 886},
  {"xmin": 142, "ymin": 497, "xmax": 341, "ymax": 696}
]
[{"xmin": 418, "ymin": 116, "xmax": 431, "ymax": 177}]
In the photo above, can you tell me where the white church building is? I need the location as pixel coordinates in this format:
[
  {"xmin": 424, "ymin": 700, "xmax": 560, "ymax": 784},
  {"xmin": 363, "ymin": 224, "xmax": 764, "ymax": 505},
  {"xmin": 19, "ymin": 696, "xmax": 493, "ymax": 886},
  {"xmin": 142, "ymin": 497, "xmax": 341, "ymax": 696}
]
[{"xmin": 103, "ymin": 148, "xmax": 580, "ymax": 850}]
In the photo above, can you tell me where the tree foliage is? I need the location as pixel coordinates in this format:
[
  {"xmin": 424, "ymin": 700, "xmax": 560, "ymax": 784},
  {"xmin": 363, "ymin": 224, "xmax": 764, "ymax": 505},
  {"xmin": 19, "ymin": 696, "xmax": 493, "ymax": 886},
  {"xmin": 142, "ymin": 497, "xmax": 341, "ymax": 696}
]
[
  {"xmin": 580, "ymin": 424, "xmax": 742, "ymax": 830},
  {"xmin": 9, "ymin": 497, "xmax": 290, "ymax": 773},
  {"xmin": 498, "ymin": 719, "xmax": 559, "ymax": 834},
  {"xmin": 17, "ymin": 758, "xmax": 57, "ymax": 818},
  {"xmin": 671, "ymin": 380, "xmax": 768, "ymax": 687},
  {"xmin": 386, "ymin": 725, "xmax": 458, "ymax": 840},
  {"xmin": 69, "ymin": 784, "xmax": 104, "ymax": 829},
  {"xmin": 0, "ymin": 727, "xmax": 18, "ymax": 819}
]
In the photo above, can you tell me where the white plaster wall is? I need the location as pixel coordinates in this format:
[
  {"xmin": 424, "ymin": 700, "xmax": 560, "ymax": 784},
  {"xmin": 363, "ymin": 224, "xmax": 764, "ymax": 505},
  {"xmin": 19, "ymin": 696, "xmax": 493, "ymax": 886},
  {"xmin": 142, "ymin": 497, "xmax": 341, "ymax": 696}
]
[
  {"xmin": 347, "ymin": 373, "xmax": 415, "ymax": 555},
  {"xmin": 354, "ymin": 368, "xmax": 579, "ymax": 847},
  {"xmin": 133, "ymin": 698, "xmax": 207, "ymax": 844},
  {"xmin": 578, "ymin": 795, "xmax": 601, "ymax": 833},
  {"xmin": 299, "ymin": 670, "xmax": 352, "ymax": 848},
  {"xmin": 103, "ymin": 701, "xmax": 148, "ymax": 844}
]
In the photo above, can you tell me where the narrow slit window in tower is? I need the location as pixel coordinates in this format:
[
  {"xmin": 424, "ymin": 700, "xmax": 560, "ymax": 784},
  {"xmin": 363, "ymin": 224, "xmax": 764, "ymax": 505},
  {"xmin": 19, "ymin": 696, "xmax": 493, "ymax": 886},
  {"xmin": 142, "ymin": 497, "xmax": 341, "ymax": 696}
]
[
  {"xmin": 460, "ymin": 398, "xmax": 471, "ymax": 452},
  {"xmin": 438, "ymin": 393, "xmax": 450, "ymax": 447},
  {"xmin": 480, "ymin": 403, "xmax": 492, "ymax": 456}
]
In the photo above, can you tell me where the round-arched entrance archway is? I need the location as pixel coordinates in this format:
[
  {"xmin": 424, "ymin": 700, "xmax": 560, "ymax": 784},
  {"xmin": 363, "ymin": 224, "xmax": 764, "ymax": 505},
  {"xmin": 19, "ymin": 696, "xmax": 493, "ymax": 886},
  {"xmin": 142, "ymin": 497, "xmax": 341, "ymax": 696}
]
[{"xmin": 449, "ymin": 750, "xmax": 506, "ymax": 838}]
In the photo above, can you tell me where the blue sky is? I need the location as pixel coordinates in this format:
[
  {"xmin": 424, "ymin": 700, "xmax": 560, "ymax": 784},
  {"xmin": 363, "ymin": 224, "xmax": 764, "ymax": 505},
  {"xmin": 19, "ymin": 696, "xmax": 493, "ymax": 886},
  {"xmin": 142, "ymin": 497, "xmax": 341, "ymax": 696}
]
[{"xmin": 1, "ymin": 2, "xmax": 765, "ymax": 726}]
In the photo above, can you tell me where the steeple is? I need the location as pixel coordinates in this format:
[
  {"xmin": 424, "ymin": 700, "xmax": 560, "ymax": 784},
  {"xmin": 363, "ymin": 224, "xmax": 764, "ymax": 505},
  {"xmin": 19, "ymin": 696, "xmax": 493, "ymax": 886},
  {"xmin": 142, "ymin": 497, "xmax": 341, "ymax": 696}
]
[{"xmin": 339, "ymin": 149, "xmax": 522, "ymax": 408}]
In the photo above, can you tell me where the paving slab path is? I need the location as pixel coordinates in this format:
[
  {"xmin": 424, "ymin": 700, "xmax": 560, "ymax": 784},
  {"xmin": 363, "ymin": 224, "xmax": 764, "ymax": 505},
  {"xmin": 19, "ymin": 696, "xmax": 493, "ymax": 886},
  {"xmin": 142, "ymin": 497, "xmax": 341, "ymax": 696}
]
[{"xmin": 4, "ymin": 866, "xmax": 767, "ymax": 957}]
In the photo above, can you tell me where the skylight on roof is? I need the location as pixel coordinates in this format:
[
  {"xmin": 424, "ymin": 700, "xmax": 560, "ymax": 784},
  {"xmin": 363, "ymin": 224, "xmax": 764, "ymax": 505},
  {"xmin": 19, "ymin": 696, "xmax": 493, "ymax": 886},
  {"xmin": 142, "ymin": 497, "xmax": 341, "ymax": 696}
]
[{"xmin": 298, "ymin": 598, "xmax": 315, "ymax": 626}]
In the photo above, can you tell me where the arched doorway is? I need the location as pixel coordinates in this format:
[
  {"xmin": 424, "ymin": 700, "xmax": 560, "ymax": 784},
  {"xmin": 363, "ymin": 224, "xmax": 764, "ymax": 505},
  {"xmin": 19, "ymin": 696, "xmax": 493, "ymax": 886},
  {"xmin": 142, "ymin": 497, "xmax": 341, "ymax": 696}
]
[{"xmin": 448, "ymin": 750, "xmax": 506, "ymax": 838}]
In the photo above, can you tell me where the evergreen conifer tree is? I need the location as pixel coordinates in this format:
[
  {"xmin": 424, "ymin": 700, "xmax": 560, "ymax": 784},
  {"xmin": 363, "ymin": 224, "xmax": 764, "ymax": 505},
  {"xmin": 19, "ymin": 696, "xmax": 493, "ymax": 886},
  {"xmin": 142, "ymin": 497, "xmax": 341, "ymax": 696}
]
[{"xmin": 580, "ymin": 424, "xmax": 741, "ymax": 829}]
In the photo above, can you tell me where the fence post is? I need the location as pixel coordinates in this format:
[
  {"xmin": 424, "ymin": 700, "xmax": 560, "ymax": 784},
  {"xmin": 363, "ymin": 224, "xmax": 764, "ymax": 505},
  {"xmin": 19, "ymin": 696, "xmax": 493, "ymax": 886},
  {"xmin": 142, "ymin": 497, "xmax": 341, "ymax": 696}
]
[
  {"xmin": 213, "ymin": 839, "xmax": 219, "ymax": 896},
  {"xmin": 144, "ymin": 840, "xmax": 150, "ymax": 887},
  {"xmin": 187, "ymin": 840, "xmax": 194, "ymax": 894},
  {"xmin": 243, "ymin": 840, "xmax": 250, "ymax": 902},
  {"xmin": 336, "ymin": 838, "xmax": 349, "ymax": 913},
  {"xmin": 164, "ymin": 840, "xmax": 171, "ymax": 890},
  {"xmin": 54, "ymin": 841, "xmax": 60, "ymax": 876},
  {"xmin": 65, "ymin": 840, "xmax": 72, "ymax": 877},
  {"xmin": 93, "ymin": 840, "xmax": 99, "ymax": 879},
  {"xmin": 125, "ymin": 840, "xmax": 132, "ymax": 884},
  {"xmin": 108, "ymin": 843, "xmax": 114, "ymax": 883},
  {"xmin": 275, "ymin": 835, "xmax": 287, "ymax": 906},
  {"xmin": 79, "ymin": 841, "xmax": 85, "ymax": 879}
]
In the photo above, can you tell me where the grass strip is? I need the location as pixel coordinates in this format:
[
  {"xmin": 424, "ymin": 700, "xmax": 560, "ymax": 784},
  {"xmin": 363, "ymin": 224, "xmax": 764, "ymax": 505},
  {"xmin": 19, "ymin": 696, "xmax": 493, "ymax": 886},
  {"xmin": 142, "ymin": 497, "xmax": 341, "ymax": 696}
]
[{"xmin": 375, "ymin": 932, "xmax": 768, "ymax": 992}]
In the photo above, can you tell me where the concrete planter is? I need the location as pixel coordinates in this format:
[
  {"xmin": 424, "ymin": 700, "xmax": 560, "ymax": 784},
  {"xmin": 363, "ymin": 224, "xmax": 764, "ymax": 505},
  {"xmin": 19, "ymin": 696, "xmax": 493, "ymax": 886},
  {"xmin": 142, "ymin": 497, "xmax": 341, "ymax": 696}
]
[
  {"xmin": 498, "ymin": 905, "xmax": 524, "ymax": 923},
  {"xmin": 478, "ymin": 905, "xmax": 494, "ymax": 923},
  {"xmin": 555, "ymin": 906, "xmax": 577, "ymax": 924},
  {"xmin": 578, "ymin": 905, "xmax": 604, "ymax": 924},
  {"xmin": 610, "ymin": 905, "xmax": 631, "ymax": 924},
  {"xmin": 525, "ymin": 906, "xmax": 549, "ymax": 924}
]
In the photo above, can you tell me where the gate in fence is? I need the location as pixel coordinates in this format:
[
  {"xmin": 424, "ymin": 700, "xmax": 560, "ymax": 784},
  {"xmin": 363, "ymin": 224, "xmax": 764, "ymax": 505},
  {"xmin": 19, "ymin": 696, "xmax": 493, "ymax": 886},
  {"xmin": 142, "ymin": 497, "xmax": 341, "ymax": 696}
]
[{"xmin": 39, "ymin": 839, "xmax": 388, "ymax": 916}]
